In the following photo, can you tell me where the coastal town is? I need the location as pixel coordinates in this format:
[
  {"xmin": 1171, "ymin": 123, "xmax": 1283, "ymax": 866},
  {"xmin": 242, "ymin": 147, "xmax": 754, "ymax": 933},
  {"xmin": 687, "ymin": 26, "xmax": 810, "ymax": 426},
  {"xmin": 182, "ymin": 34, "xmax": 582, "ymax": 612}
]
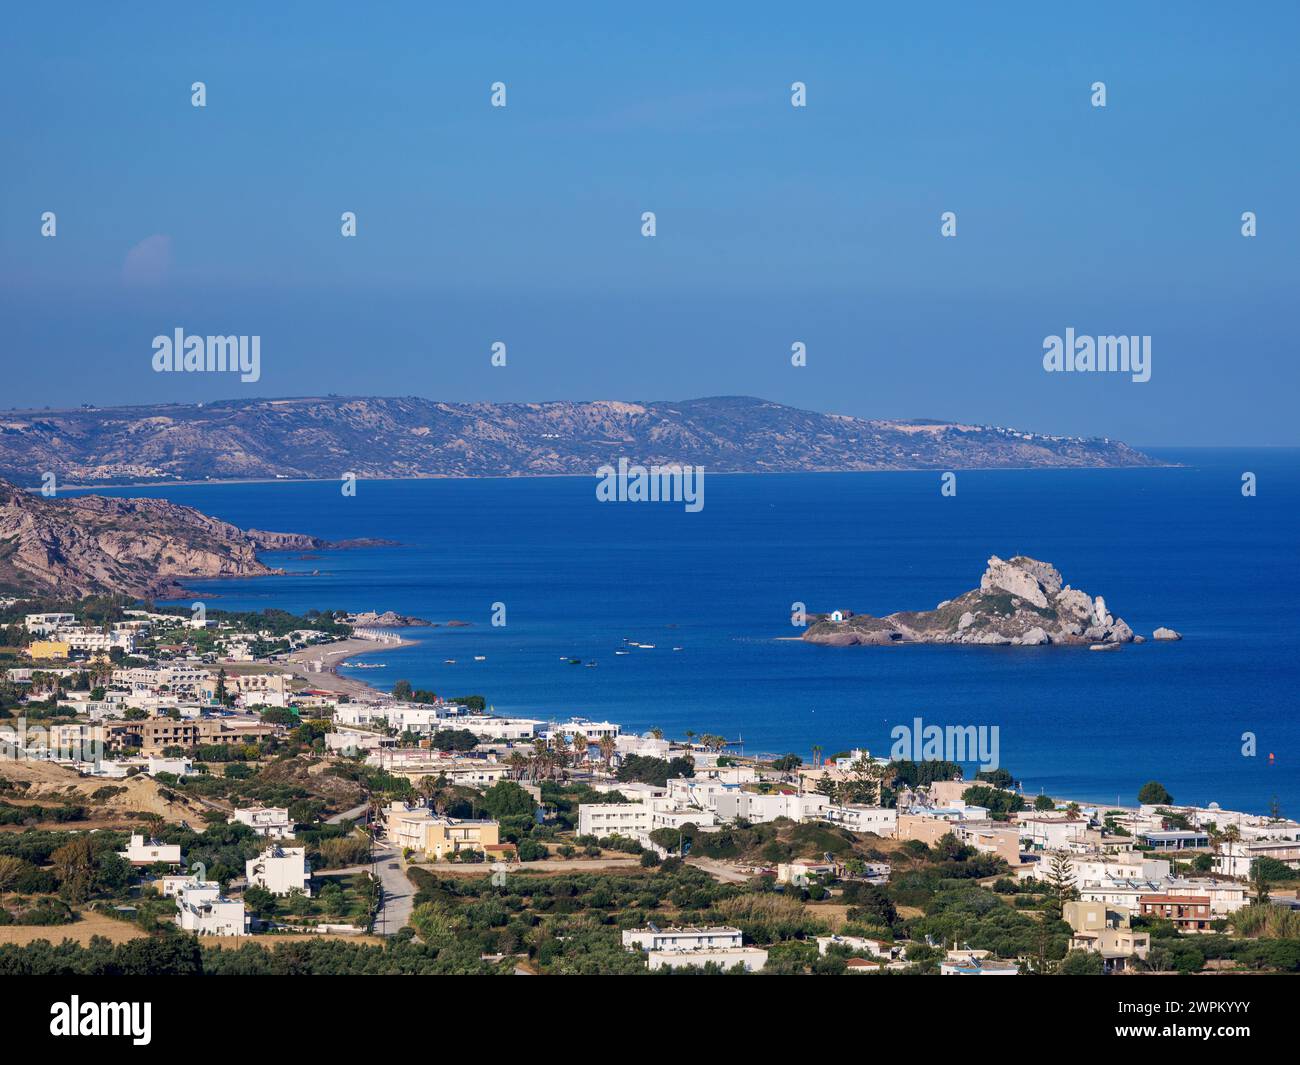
[{"xmin": 0, "ymin": 595, "xmax": 1296, "ymax": 977}]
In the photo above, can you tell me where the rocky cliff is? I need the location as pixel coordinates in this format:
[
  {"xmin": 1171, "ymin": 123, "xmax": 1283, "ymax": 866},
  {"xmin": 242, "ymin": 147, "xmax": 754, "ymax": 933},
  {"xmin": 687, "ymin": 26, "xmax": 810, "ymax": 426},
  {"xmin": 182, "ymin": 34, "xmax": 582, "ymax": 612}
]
[
  {"xmin": 803, "ymin": 556, "xmax": 1143, "ymax": 647},
  {"xmin": 0, "ymin": 478, "xmax": 323, "ymax": 598},
  {"xmin": 0, "ymin": 396, "xmax": 1160, "ymax": 485}
]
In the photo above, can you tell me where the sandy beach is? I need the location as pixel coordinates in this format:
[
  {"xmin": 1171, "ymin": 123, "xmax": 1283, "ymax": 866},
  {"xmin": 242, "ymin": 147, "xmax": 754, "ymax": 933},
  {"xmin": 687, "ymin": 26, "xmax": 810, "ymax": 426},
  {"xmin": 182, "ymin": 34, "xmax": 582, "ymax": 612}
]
[{"xmin": 283, "ymin": 636, "xmax": 413, "ymax": 699}]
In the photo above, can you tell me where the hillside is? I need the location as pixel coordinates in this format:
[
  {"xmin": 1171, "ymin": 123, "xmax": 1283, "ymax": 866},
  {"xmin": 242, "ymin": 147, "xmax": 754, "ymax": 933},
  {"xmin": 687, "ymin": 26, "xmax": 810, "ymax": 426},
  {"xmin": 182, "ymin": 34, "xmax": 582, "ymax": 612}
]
[
  {"xmin": 0, "ymin": 396, "xmax": 1159, "ymax": 485},
  {"xmin": 0, "ymin": 478, "xmax": 321, "ymax": 598}
]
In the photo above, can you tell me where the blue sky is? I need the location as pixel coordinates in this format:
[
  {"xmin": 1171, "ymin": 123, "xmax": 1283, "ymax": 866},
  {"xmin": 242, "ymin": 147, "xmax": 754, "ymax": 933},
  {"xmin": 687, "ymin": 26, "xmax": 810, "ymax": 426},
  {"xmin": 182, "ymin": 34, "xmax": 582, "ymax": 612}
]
[{"xmin": 1, "ymin": 2, "xmax": 1296, "ymax": 445}]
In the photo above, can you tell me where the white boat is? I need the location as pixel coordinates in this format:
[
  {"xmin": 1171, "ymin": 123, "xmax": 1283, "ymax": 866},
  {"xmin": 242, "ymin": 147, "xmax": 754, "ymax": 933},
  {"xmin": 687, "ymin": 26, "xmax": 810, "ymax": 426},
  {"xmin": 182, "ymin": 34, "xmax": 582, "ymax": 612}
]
[
  {"xmin": 473, "ymin": 655, "xmax": 486, "ymax": 661},
  {"xmin": 672, "ymin": 646, "xmax": 683, "ymax": 651},
  {"xmin": 614, "ymin": 650, "xmax": 629, "ymax": 656},
  {"xmin": 1088, "ymin": 643, "xmax": 1121, "ymax": 652},
  {"xmin": 641, "ymin": 644, "xmax": 656, "ymax": 649}
]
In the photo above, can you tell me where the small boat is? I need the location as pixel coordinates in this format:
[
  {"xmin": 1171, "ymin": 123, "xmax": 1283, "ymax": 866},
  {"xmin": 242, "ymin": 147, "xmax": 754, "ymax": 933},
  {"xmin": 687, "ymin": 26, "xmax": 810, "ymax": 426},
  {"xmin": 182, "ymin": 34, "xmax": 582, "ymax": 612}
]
[
  {"xmin": 640, "ymin": 644, "xmax": 656, "ymax": 649},
  {"xmin": 614, "ymin": 650, "xmax": 629, "ymax": 656},
  {"xmin": 444, "ymin": 658, "xmax": 457, "ymax": 664},
  {"xmin": 473, "ymin": 655, "xmax": 486, "ymax": 661},
  {"xmin": 1088, "ymin": 643, "xmax": 1121, "ymax": 652},
  {"xmin": 567, "ymin": 657, "xmax": 582, "ymax": 665},
  {"xmin": 672, "ymin": 646, "xmax": 684, "ymax": 652},
  {"xmin": 585, "ymin": 661, "xmax": 598, "ymax": 668}
]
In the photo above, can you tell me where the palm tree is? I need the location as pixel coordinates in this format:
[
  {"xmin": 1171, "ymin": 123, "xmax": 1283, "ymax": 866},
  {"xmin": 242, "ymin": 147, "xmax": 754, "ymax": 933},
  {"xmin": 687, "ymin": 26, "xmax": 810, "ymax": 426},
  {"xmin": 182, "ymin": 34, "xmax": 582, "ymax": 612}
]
[
  {"xmin": 550, "ymin": 734, "xmax": 570, "ymax": 778},
  {"xmin": 598, "ymin": 734, "xmax": 617, "ymax": 772},
  {"xmin": 507, "ymin": 751, "xmax": 528, "ymax": 782},
  {"xmin": 419, "ymin": 775, "xmax": 439, "ymax": 804},
  {"xmin": 571, "ymin": 732, "xmax": 590, "ymax": 768},
  {"xmin": 648, "ymin": 727, "xmax": 663, "ymax": 740},
  {"xmin": 811, "ymin": 744, "xmax": 823, "ymax": 768},
  {"xmin": 529, "ymin": 738, "xmax": 548, "ymax": 783}
]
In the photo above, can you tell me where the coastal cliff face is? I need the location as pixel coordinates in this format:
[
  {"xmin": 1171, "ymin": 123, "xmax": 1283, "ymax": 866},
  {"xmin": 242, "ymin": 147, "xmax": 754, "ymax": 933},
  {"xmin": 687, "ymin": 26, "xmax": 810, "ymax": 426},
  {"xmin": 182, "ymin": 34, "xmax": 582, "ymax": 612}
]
[
  {"xmin": 0, "ymin": 396, "xmax": 1159, "ymax": 486},
  {"xmin": 803, "ymin": 556, "xmax": 1139, "ymax": 647},
  {"xmin": 0, "ymin": 478, "xmax": 321, "ymax": 598}
]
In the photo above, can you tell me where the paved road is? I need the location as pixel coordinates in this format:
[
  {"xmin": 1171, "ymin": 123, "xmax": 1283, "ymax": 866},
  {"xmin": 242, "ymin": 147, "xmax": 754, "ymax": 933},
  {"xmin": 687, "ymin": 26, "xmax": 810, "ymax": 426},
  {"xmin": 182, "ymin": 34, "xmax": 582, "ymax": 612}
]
[
  {"xmin": 370, "ymin": 848, "xmax": 414, "ymax": 935},
  {"xmin": 326, "ymin": 803, "xmax": 369, "ymax": 826}
]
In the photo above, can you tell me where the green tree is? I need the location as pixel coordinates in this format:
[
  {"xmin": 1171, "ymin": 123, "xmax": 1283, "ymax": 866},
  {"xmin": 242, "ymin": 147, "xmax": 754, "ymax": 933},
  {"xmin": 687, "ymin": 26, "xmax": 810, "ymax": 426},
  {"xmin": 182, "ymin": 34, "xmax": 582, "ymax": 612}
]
[
  {"xmin": 1044, "ymin": 850, "xmax": 1078, "ymax": 920},
  {"xmin": 480, "ymin": 780, "xmax": 535, "ymax": 820},
  {"xmin": 1137, "ymin": 781, "xmax": 1172, "ymax": 805}
]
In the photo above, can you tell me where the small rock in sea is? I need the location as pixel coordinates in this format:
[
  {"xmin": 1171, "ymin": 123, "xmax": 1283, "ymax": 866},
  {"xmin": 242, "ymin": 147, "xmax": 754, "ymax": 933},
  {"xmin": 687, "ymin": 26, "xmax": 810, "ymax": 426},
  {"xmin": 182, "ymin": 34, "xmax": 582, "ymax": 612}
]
[{"xmin": 1152, "ymin": 627, "xmax": 1182, "ymax": 641}]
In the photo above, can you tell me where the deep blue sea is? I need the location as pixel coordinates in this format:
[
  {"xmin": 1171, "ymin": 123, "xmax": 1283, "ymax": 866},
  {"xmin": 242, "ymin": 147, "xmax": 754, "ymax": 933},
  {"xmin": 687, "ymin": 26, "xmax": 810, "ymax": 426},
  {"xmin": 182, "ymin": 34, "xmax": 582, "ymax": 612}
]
[{"xmin": 75, "ymin": 449, "xmax": 1299, "ymax": 816}]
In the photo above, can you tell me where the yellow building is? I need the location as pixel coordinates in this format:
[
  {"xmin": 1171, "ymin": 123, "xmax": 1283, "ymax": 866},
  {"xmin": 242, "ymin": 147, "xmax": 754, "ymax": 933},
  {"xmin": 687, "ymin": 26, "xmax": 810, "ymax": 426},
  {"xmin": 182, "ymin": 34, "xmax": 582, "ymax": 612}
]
[
  {"xmin": 385, "ymin": 802, "xmax": 505, "ymax": 860},
  {"xmin": 26, "ymin": 641, "xmax": 71, "ymax": 660}
]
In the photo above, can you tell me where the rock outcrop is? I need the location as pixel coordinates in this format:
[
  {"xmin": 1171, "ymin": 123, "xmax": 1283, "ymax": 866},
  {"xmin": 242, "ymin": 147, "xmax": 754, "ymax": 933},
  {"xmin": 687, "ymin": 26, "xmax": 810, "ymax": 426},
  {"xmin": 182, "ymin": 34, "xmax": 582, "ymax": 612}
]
[
  {"xmin": 1152, "ymin": 627, "xmax": 1182, "ymax": 641},
  {"xmin": 0, "ymin": 478, "xmax": 324, "ymax": 598},
  {"xmin": 804, "ymin": 555, "xmax": 1145, "ymax": 647}
]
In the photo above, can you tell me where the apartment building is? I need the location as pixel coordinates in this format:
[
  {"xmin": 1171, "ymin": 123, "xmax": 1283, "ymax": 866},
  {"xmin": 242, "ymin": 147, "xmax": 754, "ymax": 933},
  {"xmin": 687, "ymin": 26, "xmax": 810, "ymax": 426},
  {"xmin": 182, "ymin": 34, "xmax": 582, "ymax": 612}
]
[
  {"xmin": 118, "ymin": 834, "xmax": 182, "ymax": 866},
  {"xmin": 1063, "ymin": 900, "xmax": 1150, "ymax": 972},
  {"xmin": 24, "ymin": 612, "xmax": 76, "ymax": 634},
  {"xmin": 579, "ymin": 803, "xmax": 651, "ymax": 838},
  {"xmin": 623, "ymin": 925, "xmax": 743, "ymax": 952},
  {"xmin": 821, "ymin": 804, "xmax": 897, "ymax": 835},
  {"xmin": 458, "ymin": 715, "xmax": 543, "ymax": 741},
  {"xmin": 1214, "ymin": 838, "xmax": 1300, "ymax": 878},
  {"xmin": 648, "ymin": 947, "xmax": 768, "ymax": 971},
  {"xmin": 232, "ymin": 807, "xmax": 294, "ymax": 839},
  {"xmin": 104, "ymin": 716, "xmax": 276, "ymax": 753},
  {"xmin": 175, "ymin": 879, "xmax": 248, "ymax": 936},
  {"xmin": 384, "ymin": 802, "xmax": 504, "ymax": 860},
  {"xmin": 1138, "ymin": 894, "xmax": 1214, "ymax": 932},
  {"xmin": 246, "ymin": 845, "xmax": 311, "ymax": 896}
]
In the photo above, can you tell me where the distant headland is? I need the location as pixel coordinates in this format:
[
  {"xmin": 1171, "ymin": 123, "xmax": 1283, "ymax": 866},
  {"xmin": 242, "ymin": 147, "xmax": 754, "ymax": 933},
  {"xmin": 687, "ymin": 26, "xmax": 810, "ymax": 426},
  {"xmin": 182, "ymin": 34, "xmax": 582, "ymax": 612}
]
[{"xmin": 0, "ymin": 395, "xmax": 1161, "ymax": 486}]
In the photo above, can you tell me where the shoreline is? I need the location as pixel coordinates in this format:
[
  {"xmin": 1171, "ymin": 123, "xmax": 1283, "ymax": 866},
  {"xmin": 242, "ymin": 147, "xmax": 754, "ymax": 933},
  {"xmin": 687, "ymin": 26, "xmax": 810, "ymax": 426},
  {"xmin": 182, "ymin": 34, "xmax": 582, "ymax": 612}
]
[
  {"xmin": 40, "ymin": 462, "xmax": 1184, "ymax": 493},
  {"xmin": 283, "ymin": 635, "xmax": 417, "ymax": 699}
]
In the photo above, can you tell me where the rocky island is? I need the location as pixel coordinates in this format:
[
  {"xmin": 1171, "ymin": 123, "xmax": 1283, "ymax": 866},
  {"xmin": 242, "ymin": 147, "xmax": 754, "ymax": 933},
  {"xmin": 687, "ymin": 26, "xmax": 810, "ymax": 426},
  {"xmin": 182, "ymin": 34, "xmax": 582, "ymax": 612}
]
[{"xmin": 803, "ymin": 555, "xmax": 1157, "ymax": 647}]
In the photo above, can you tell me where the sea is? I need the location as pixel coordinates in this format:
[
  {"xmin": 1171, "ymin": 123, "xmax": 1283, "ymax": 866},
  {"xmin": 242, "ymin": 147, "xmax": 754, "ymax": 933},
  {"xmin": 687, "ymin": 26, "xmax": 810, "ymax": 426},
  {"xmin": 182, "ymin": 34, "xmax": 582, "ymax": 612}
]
[{"xmin": 72, "ymin": 448, "xmax": 1299, "ymax": 816}]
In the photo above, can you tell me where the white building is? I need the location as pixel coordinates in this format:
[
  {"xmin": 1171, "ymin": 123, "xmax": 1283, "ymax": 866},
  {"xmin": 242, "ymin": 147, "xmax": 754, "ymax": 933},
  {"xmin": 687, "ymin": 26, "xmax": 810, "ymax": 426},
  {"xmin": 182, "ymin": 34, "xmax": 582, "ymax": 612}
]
[
  {"xmin": 118, "ymin": 834, "xmax": 182, "ymax": 866},
  {"xmin": 580, "ymin": 803, "xmax": 651, "ymax": 838},
  {"xmin": 246, "ymin": 845, "xmax": 311, "ymax": 896},
  {"xmin": 552, "ymin": 719, "xmax": 620, "ymax": 742},
  {"xmin": 232, "ymin": 807, "xmax": 294, "ymax": 839},
  {"xmin": 1017, "ymin": 815, "xmax": 1089, "ymax": 851},
  {"xmin": 1214, "ymin": 839, "xmax": 1300, "ymax": 879},
  {"xmin": 821, "ymin": 805, "xmax": 897, "ymax": 835},
  {"xmin": 175, "ymin": 879, "xmax": 248, "ymax": 936},
  {"xmin": 816, "ymin": 934, "xmax": 901, "ymax": 960},
  {"xmin": 714, "ymin": 790, "xmax": 826, "ymax": 824},
  {"xmin": 623, "ymin": 925, "xmax": 743, "ymax": 952},
  {"xmin": 24, "ymin": 613, "xmax": 76, "ymax": 635},
  {"xmin": 648, "ymin": 947, "xmax": 768, "ymax": 971},
  {"xmin": 62, "ymin": 629, "xmax": 136, "ymax": 654},
  {"xmin": 459, "ymin": 715, "xmax": 543, "ymax": 741}
]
